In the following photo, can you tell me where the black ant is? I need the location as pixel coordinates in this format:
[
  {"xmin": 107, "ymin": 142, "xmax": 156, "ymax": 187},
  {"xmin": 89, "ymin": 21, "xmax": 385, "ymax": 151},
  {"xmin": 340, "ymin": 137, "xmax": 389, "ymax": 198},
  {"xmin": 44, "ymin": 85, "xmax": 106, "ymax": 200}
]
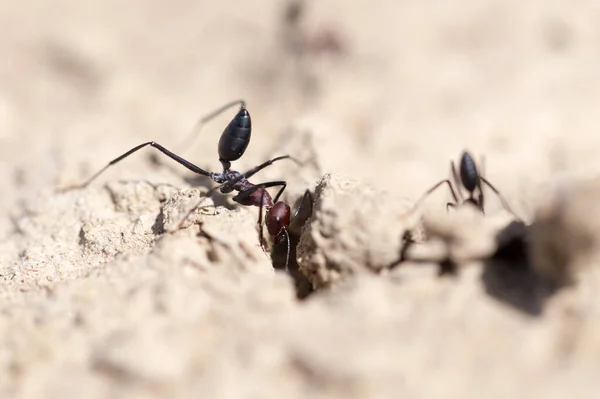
[
  {"xmin": 413, "ymin": 151, "xmax": 517, "ymax": 217},
  {"xmin": 61, "ymin": 100, "xmax": 313, "ymax": 271}
]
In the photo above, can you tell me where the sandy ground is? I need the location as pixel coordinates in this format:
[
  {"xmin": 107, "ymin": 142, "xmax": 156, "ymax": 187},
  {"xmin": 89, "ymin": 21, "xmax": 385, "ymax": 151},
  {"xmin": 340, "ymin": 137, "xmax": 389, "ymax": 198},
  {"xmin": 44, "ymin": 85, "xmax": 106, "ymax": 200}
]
[{"xmin": 2, "ymin": 0, "xmax": 600, "ymax": 397}]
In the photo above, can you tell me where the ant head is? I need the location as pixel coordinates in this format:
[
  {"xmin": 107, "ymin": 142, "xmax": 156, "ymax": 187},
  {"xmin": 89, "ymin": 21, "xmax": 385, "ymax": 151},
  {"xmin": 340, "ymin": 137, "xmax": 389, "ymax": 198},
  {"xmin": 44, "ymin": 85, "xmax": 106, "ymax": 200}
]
[
  {"xmin": 459, "ymin": 151, "xmax": 479, "ymax": 193},
  {"xmin": 218, "ymin": 105, "xmax": 251, "ymax": 169},
  {"xmin": 266, "ymin": 202, "xmax": 291, "ymax": 240}
]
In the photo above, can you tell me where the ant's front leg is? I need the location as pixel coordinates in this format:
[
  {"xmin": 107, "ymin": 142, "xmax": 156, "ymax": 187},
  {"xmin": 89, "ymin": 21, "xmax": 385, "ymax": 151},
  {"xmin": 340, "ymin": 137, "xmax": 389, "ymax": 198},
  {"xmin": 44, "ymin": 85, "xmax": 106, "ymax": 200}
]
[
  {"xmin": 410, "ymin": 179, "xmax": 459, "ymax": 214},
  {"xmin": 233, "ymin": 181, "xmax": 287, "ymax": 253}
]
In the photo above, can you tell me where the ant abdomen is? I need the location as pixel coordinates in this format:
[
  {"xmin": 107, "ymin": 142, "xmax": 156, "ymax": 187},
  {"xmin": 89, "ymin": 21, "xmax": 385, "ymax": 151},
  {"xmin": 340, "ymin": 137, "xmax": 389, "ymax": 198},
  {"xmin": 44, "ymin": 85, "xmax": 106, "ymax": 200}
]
[
  {"xmin": 218, "ymin": 106, "xmax": 251, "ymax": 164},
  {"xmin": 459, "ymin": 151, "xmax": 479, "ymax": 192}
]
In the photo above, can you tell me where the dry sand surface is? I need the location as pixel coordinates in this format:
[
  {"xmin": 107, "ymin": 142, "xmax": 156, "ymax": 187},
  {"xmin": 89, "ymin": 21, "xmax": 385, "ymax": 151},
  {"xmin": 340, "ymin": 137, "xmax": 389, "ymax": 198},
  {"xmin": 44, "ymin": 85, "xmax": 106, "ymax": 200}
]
[{"xmin": 2, "ymin": 0, "xmax": 600, "ymax": 398}]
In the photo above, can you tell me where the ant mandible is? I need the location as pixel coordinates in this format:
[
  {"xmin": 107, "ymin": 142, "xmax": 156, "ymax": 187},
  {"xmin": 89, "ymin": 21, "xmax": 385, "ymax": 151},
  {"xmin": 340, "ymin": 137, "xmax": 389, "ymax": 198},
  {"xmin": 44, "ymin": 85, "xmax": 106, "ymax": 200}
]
[
  {"xmin": 413, "ymin": 151, "xmax": 517, "ymax": 217},
  {"xmin": 62, "ymin": 100, "xmax": 313, "ymax": 271}
]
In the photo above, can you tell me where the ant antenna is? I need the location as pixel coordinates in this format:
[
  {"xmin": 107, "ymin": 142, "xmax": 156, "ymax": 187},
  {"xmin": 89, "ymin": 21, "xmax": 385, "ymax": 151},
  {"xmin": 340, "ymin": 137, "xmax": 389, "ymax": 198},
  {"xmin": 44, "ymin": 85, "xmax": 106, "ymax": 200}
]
[{"xmin": 283, "ymin": 228, "xmax": 291, "ymax": 273}]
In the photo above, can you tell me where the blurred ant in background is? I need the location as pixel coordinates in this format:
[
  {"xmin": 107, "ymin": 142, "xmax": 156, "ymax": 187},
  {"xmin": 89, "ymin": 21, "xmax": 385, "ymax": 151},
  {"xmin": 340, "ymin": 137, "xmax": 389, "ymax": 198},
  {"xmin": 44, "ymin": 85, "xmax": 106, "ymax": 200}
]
[
  {"xmin": 282, "ymin": 0, "xmax": 346, "ymax": 58},
  {"xmin": 413, "ymin": 151, "xmax": 518, "ymax": 217}
]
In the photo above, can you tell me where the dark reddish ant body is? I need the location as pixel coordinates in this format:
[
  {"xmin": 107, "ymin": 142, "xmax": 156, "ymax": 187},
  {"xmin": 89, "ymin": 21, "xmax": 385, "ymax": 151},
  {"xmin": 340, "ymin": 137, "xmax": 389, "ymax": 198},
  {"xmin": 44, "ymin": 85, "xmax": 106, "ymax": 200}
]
[
  {"xmin": 63, "ymin": 100, "xmax": 313, "ymax": 271},
  {"xmin": 414, "ymin": 151, "xmax": 517, "ymax": 217}
]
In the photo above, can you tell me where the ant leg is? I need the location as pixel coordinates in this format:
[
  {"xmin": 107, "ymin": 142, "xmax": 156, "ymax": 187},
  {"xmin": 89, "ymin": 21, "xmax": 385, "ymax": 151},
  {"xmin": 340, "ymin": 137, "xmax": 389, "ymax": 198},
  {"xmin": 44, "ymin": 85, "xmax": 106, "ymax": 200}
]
[
  {"xmin": 241, "ymin": 155, "xmax": 301, "ymax": 181},
  {"xmin": 476, "ymin": 180, "xmax": 485, "ymax": 215},
  {"xmin": 176, "ymin": 99, "xmax": 246, "ymax": 153},
  {"xmin": 282, "ymin": 229, "xmax": 291, "ymax": 273},
  {"xmin": 410, "ymin": 179, "xmax": 459, "ymax": 213},
  {"xmin": 256, "ymin": 181, "xmax": 288, "ymax": 251},
  {"xmin": 61, "ymin": 141, "xmax": 211, "ymax": 191},
  {"xmin": 293, "ymin": 189, "xmax": 313, "ymax": 219},
  {"xmin": 480, "ymin": 177, "xmax": 520, "ymax": 219},
  {"xmin": 232, "ymin": 181, "xmax": 287, "ymax": 205},
  {"xmin": 289, "ymin": 189, "xmax": 313, "ymax": 236},
  {"xmin": 233, "ymin": 181, "xmax": 287, "ymax": 251},
  {"xmin": 272, "ymin": 182, "xmax": 288, "ymax": 204},
  {"xmin": 450, "ymin": 161, "xmax": 464, "ymax": 202},
  {"xmin": 257, "ymin": 189, "xmax": 267, "ymax": 252},
  {"xmin": 477, "ymin": 154, "xmax": 486, "ymax": 214}
]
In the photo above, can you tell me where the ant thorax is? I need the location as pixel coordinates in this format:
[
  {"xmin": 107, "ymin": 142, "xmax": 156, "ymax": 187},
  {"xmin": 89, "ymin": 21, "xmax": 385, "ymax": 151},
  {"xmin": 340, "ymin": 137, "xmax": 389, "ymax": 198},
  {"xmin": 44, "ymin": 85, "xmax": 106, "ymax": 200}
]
[
  {"xmin": 225, "ymin": 170, "xmax": 243, "ymax": 181},
  {"xmin": 209, "ymin": 170, "xmax": 243, "ymax": 185}
]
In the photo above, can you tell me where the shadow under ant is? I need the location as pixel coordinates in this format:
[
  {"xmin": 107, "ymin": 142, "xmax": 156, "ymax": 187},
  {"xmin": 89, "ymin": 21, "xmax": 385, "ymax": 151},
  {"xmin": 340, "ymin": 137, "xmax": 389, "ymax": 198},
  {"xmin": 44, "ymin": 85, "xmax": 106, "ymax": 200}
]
[{"xmin": 148, "ymin": 153, "xmax": 239, "ymax": 211}]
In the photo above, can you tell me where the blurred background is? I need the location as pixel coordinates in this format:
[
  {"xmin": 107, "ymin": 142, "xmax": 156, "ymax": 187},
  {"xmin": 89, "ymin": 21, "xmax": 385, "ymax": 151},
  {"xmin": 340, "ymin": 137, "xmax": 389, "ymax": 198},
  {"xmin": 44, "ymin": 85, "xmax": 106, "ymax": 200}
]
[
  {"xmin": 2, "ymin": 0, "xmax": 600, "ymax": 229},
  {"xmin": 3, "ymin": 1, "xmax": 600, "ymax": 397}
]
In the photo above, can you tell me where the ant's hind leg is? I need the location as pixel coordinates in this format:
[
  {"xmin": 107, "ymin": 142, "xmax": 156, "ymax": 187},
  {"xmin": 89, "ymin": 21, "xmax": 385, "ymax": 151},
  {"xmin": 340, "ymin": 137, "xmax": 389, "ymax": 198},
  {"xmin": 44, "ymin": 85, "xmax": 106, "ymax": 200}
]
[
  {"xmin": 240, "ymin": 156, "xmax": 301, "ymax": 181},
  {"xmin": 257, "ymin": 190, "xmax": 268, "ymax": 253},
  {"xmin": 176, "ymin": 99, "xmax": 247, "ymax": 153},
  {"xmin": 60, "ymin": 141, "xmax": 211, "ymax": 192},
  {"xmin": 410, "ymin": 179, "xmax": 459, "ymax": 214},
  {"xmin": 480, "ymin": 176, "xmax": 520, "ymax": 220},
  {"xmin": 450, "ymin": 161, "xmax": 464, "ymax": 202}
]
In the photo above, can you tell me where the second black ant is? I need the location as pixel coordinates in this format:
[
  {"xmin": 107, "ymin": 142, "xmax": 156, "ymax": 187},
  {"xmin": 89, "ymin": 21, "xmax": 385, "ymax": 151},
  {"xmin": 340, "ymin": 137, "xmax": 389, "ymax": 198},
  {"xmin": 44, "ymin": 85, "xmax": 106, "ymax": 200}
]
[
  {"xmin": 62, "ymin": 100, "xmax": 313, "ymax": 272},
  {"xmin": 413, "ymin": 151, "xmax": 517, "ymax": 217}
]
